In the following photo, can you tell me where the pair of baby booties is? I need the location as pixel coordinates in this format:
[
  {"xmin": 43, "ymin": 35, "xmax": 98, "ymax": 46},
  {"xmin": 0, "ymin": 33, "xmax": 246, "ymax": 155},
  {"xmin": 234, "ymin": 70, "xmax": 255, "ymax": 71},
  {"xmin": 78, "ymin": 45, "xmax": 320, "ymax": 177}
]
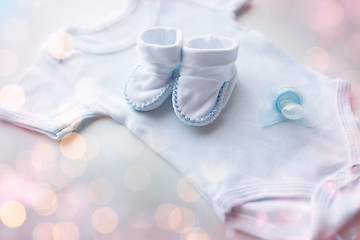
[{"xmin": 124, "ymin": 27, "xmax": 239, "ymax": 126}]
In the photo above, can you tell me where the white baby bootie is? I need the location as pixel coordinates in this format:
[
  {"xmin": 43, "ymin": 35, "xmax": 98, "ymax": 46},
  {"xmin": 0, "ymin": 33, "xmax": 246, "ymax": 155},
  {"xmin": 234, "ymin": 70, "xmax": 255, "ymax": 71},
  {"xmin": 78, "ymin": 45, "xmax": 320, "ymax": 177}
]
[
  {"xmin": 172, "ymin": 35, "xmax": 239, "ymax": 126},
  {"xmin": 125, "ymin": 27, "xmax": 183, "ymax": 111}
]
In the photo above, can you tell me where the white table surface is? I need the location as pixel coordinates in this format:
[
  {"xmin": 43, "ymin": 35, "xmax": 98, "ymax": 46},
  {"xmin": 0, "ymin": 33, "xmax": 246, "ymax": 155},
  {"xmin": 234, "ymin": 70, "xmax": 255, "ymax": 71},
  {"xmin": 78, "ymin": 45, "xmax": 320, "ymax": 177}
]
[{"xmin": 0, "ymin": 0, "xmax": 359, "ymax": 239}]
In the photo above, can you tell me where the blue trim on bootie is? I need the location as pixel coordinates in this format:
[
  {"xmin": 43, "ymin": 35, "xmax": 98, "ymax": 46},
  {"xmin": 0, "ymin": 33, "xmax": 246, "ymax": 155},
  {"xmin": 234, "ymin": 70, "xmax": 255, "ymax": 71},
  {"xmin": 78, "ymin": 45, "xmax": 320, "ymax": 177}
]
[
  {"xmin": 124, "ymin": 65, "xmax": 176, "ymax": 111},
  {"xmin": 172, "ymin": 76, "xmax": 228, "ymax": 126}
]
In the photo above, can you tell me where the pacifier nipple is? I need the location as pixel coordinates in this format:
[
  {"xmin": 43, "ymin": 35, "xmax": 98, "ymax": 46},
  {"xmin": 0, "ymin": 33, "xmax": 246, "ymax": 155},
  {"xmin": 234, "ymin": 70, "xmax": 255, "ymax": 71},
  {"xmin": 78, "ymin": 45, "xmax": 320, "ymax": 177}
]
[
  {"xmin": 275, "ymin": 88, "xmax": 305, "ymax": 120},
  {"xmin": 281, "ymin": 102, "xmax": 304, "ymax": 120},
  {"xmin": 259, "ymin": 84, "xmax": 318, "ymax": 127}
]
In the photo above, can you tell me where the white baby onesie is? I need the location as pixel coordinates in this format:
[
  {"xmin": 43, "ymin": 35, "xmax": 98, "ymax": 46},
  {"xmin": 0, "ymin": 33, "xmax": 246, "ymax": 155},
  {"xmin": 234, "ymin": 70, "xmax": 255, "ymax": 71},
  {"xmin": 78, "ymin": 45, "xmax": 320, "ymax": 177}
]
[{"xmin": 1, "ymin": 0, "xmax": 360, "ymax": 239}]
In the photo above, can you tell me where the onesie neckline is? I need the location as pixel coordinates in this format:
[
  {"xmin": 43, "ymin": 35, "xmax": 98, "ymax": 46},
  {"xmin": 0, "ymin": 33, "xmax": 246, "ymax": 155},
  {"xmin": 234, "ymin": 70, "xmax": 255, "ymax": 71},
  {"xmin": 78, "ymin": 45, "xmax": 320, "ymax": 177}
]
[{"xmin": 64, "ymin": 0, "xmax": 160, "ymax": 54}]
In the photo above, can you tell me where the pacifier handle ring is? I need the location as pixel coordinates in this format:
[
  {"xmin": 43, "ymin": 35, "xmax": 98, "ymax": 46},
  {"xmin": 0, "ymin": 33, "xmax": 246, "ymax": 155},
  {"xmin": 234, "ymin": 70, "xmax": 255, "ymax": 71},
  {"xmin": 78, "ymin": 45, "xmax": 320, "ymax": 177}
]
[{"xmin": 275, "ymin": 88, "xmax": 302, "ymax": 114}]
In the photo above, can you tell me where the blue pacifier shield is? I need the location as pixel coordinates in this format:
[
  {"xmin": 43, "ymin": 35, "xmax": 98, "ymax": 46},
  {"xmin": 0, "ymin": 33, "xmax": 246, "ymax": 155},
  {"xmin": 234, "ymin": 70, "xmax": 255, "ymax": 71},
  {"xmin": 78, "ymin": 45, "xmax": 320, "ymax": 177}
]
[{"xmin": 259, "ymin": 85, "xmax": 319, "ymax": 127}]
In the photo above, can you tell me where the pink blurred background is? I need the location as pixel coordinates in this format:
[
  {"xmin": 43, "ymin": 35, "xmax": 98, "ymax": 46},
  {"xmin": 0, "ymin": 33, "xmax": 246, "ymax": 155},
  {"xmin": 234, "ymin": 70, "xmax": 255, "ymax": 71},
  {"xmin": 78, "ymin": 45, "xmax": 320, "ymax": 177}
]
[
  {"xmin": 240, "ymin": 0, "xmax": 360, "ymax": 120},
  {"xmin": 0, "ymin": 0, "xmax": 360, "ymax": 239}
]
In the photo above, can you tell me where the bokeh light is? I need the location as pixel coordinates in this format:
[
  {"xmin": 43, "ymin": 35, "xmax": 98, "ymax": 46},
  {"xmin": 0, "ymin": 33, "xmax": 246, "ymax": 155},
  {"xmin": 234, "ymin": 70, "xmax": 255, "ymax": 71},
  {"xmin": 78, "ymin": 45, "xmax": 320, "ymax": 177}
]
[
  {"xmin": 48, "ymin": 166, "xmax": 74, "ymax": 189},
  {"xmin": 180, "ymin": 227, "xmax": 212, "ymax": 240},
  {"xmin": 303, "ymin": 47, "xmax": 330, "ymax": 73},
  {"xmin": 0, "ymin": 200, "xmax": 26, "ymax": 228},
  {"xmin": 15, "ymin": 151, "xmax": 38, "ymax": 178},
  {"xmin": 92, "ymin": 207, "xmax": 118, "ymax": 234},
  {"xmin": 75, "ymin": 77, "xmax": 102, "ymax": 104},
  {"xmin": 55, "ymin": 193, "xmax": 79, "ymax": 220},
  {"xmin": 60, "ymin": 133, "xmax": 87, "ymax": 160},
  {"xmin": 315, "ymin": 0, "xmax": 344, "ymax": 29},
  {"xmin": 0, "ymin": 84, "xmax": 25, "ymax": 112},
  {"xmin": 168, "ymin": 207, "xmax": 182, "ymax": 230},
  {"xmin": 124, "ymin": 165, "xmax": 151, "ymax": 191},
  {"xmin": 154, "ymin": 203, "xmax": 177, "ymax": 230},
  {"xmin": 48, "ymin": 32, "xmax": 75, "ymax": 60},
  {"xmin": 31, "ymin": 187, "xmax": 58, "ymax": 216},
  {"xmin": 1, "ymin": 1, "xmax": 360, "ymax": 240},
  {"xmin": 3, "ymin": 18, "xmax": 29, "ymax": 45},
  {"xmin": 177, "ymin": 177, "xmax": 202, "ymax": 203},
  {"xmin": 88, "ymin": 178, "xmax": 114, "ymax": 205},
  {"xmin": 59, "ymin": 157, "xmax": 87, "ymax": 178},
  {"xmin": 33, "ymin": 222, "xmax": 55, "ymax": 240},
  {"xmin": 30, "ymin": 142, "xmax": 57, "ymax": 171},
  {"xmin": 53, "ymin": 222, "xmax": 80, "ymax": 240},
  {"xmin": 170, "ymin": 207, "xmax": 195, "ymax": 234},
  {"xmin": 0, "ymin": 49, "xmax": 18, "ymax": 77},
  {"xmin": 342, "ymin": 0, "xmax": 360, "ymax": 24}
]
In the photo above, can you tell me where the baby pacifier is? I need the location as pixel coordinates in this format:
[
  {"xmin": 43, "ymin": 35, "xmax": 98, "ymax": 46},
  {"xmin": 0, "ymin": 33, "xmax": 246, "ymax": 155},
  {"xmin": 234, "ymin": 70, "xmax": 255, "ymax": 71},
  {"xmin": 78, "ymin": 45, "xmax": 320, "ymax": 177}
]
[{"xmin": 259, "ymin": 84, "xmax": 319, "ymax": 127}]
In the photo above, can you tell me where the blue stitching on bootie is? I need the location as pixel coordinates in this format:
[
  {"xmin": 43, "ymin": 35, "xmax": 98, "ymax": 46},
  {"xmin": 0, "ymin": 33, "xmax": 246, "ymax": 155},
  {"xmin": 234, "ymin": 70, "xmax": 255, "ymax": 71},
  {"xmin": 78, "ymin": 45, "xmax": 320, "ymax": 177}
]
[
  {"xmin": 124, "ymin": 64, "xmax": 176, "ymax": 111},
  {"xmin": 172, "ymin": 76, "xmax": 228, "ymax": 125}
]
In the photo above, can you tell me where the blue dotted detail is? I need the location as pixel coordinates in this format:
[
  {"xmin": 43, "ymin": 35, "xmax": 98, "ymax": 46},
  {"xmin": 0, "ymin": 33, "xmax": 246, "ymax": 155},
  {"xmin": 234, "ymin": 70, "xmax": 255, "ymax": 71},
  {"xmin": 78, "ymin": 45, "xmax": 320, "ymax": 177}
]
[
  {"xmin": 124, "ymin": 65, "xmax": 176, "ymax": 111},
  {"xmin": 172, "ymin": 76, "xmax": 228, "ymax": 125}
]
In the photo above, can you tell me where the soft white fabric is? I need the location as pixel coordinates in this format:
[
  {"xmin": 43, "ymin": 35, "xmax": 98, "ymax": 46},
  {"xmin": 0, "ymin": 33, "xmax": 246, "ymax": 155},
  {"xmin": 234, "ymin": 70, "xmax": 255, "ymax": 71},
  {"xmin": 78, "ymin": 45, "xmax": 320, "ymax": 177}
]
[
  {"xmin": 125, "ymin": 63, "xmax": 175, "ymax": 104},
  {"xmin": 174, "ymin": 35, "xmax": 239, "ymax": 124},
  {"xmin": 182, "ymin": 35, "xmax": 239, "ymax": 67},
  {"xmin": 137, "ymin": 27, "xmax": 183, "ymax": 64},
  {"xmin": 125, "ymin": 27, "xmax": 182, "ymax": 111},
  {"xmin": 0, "ymin": 0, "xmax": 359, "ymax": 239}
]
